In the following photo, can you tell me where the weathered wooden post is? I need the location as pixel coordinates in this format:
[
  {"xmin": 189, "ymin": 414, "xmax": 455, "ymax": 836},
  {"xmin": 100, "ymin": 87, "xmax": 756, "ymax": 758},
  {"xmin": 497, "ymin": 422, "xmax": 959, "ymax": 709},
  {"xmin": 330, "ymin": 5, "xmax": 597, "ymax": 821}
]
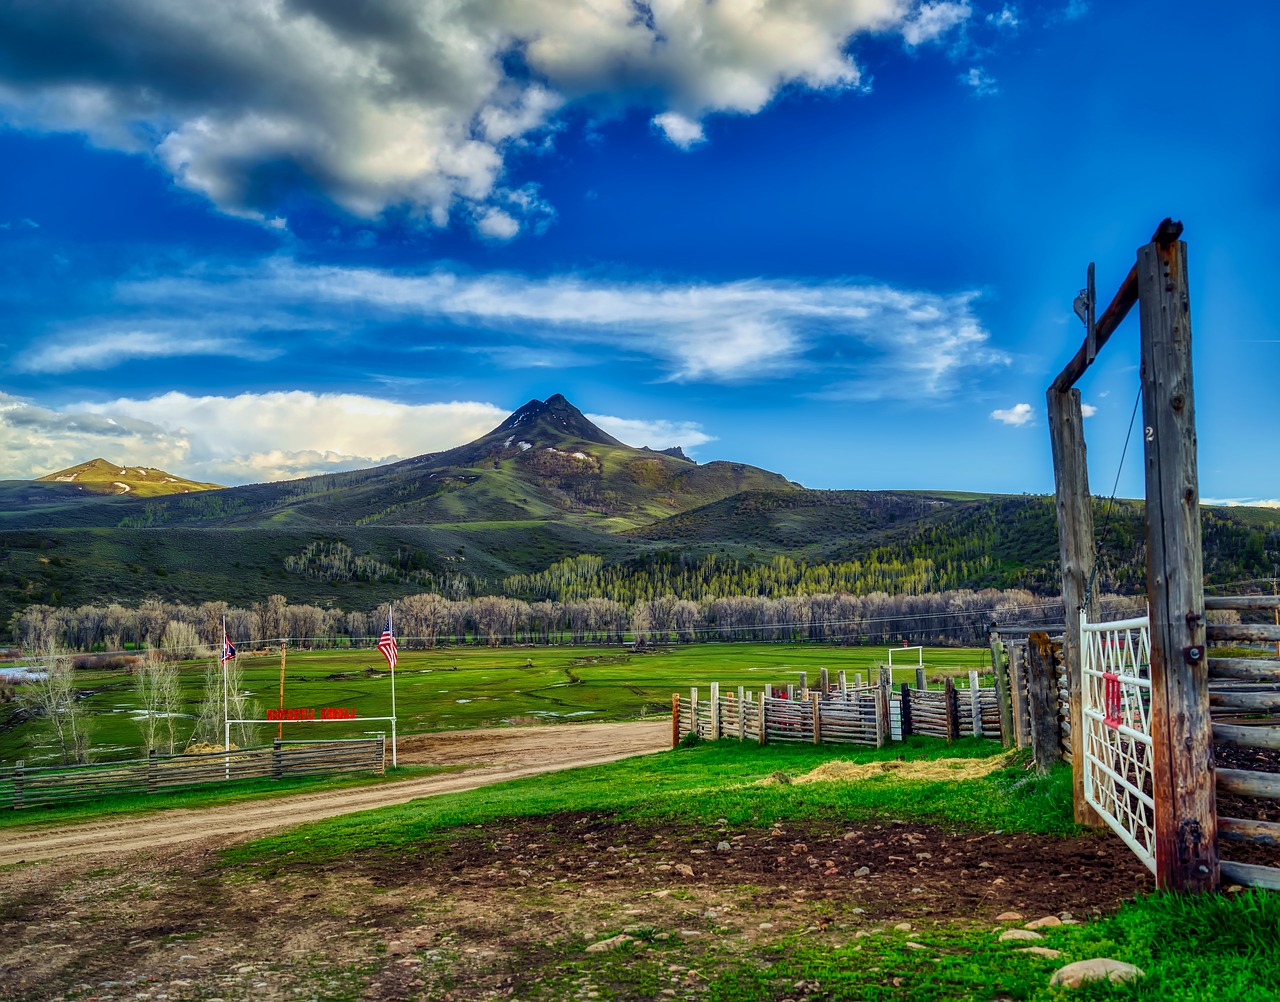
[
  {"xmin": 671, "ymin": 694, "xmax": 681, "ymax": 748},
  {"xmin": 710, "ymin": 682, "xmax": 721, "ymax": 741},
  {"xmin": 900, "ymin": 682, "xmax": 913, "ymax": 738},
  {"xmin": 810, "ymin": 691, "xmax": 822, "ymax": 744},
  {"xmin": 837, "ymin": 669, "xmax": 846, "ymax": 693},
  {"xmin": 738, "ymin": 686, "xmax": 747, "ymax": 740},
  {"xmin": 690, "ymin": 688, "xmax": 698, "ymax": 739},
  {"xmin": 915, "ymin": 667, "xmax": 926, "ymax": 692},
  {"xmin": 1026, "ymin": 632, "xmax": 1063, "ymax": 774},
  {"xmin": 1047, "ymin": 386, "xmax": 1104, "ymax": 824},
  {"xmin": 990, "ymin": 630, "xmax": 1014, "ymax": 748},
  {"xmin": 757, "ymin": 691, "xmax": 767, "ymax": 745},
  {"xmin": 1139, "ymin": 222, "xmax": 1217, "ymax": 892},
  {"xmin": 1008, "ymin": 642, "xmax": 1028, "ymax": 748},
  {"xmin": 798, "ymin": 671, "xmax": 807, "ymax": 695},
  {"xmin": 819, "ymin": 668, "xmax": 829, "ymax": 694},
  {"xmin": 943, "ymin": 677, "xmax": 958, "ymax": 742}
]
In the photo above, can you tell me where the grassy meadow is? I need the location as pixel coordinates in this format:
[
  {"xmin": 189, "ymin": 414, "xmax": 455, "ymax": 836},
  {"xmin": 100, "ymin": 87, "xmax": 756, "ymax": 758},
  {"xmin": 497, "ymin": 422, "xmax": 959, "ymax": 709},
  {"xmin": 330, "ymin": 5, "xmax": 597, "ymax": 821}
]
[{"xmin": 0, "ymin": 643, "xmax": 988, "ymax": 764}]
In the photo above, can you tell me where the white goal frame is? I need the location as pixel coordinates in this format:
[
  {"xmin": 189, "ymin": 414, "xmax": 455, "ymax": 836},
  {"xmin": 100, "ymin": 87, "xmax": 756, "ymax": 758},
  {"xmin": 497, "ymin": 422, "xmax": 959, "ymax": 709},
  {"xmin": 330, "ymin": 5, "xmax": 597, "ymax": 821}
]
[{"xmin": 888, "ymin": 645, "xmax": 924, "ymax": 669}]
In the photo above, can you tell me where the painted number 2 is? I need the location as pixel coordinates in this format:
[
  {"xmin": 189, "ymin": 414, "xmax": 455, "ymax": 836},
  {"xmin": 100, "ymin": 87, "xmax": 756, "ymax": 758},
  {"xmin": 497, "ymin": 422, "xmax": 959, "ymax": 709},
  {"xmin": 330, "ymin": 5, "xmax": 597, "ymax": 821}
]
[{"xmin": 1145, "ymin": 427, "xmax": 1154, "ymax": 442}]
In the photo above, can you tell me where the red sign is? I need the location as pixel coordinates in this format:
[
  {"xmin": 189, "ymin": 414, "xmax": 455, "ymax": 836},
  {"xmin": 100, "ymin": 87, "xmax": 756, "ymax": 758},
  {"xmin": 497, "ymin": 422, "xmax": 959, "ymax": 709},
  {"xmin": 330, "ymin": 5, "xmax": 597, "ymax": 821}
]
[
  {"xmin": 1102, "ymin": 673, "xmax": 1122, "ymax": 729},
  {"xmin": 267, "ymin": 707, "xmax": 358, "ymax": 722}
]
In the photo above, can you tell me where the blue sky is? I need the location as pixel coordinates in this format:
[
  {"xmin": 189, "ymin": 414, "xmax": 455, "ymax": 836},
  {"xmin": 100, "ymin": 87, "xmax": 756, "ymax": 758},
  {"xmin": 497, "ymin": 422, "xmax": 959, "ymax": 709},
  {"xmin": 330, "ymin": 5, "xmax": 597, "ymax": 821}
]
[{"xmin": 1, "ymin": 1, "xmax": 1277, "ymax": 503}]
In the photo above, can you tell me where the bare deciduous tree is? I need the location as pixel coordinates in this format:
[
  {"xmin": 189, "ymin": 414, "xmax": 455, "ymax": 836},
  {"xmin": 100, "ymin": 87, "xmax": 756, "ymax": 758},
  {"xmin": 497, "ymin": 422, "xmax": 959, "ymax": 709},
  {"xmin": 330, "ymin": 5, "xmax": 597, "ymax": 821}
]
[{"xmin": 18, "ymin": 644, "xmax": 91, "ymax": 764}]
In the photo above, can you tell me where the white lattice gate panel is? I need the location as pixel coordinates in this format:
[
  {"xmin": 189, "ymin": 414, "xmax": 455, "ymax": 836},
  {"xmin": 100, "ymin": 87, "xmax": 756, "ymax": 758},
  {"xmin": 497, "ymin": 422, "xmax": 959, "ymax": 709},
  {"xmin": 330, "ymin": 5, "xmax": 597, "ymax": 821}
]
[{"xmin": 1081, "ymin": 612, "xmax": 1156, "ymax": 874}]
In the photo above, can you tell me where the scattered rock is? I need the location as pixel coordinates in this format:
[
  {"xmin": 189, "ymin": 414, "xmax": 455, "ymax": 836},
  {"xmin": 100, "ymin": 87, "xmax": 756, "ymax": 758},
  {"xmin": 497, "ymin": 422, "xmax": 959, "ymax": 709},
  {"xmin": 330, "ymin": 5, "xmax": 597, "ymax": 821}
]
[
  {"xmin": 998, "ymin": 929, "xmax": 1044, "ymax": 942},
  {"xmin": 585, "ymin": 934, "xmax": 635, "ymax": 953},
  {"xmin": 905, "ymin": 941, "xmax": 927, "ymax": 950},
  {"xmin": 386, "ymin": 941, "xmax": 409, "ymax": 956},
  {"xmin": 854, "ymin": 866, "xmax": 871, "ymax": 877},
  {"xmin": 894, "ymin": 922, "xmax": 912, "ymax": 932},
  {"xmin": 716, "ymin": 841, "xmax": 732, "ymax": 852},
  {"xmin": 674, "ymin": 864, "xmax": 695, "ymax": 878},
  {"xmin": 996, "ymin": 912, "xmax": 1024, "ymax": 922},
  {"xmin": 1024, "ymin": 916, "xmax": 1062, "ymax": 930},
  {"xmin": 1017, "ymin": 947, "xmax": 1062, "ymax": 959},
  {"xmin": 1049, "ymin": 958, "xmax": 1145, "ymax": 989}
]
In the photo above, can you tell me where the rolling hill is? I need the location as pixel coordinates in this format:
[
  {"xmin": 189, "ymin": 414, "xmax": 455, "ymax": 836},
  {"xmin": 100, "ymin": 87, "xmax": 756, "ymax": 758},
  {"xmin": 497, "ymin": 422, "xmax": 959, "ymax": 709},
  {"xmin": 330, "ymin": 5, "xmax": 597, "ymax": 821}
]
[{"xmin": 35, "ymin": 459, "xmax": 224, "ymax": 497}]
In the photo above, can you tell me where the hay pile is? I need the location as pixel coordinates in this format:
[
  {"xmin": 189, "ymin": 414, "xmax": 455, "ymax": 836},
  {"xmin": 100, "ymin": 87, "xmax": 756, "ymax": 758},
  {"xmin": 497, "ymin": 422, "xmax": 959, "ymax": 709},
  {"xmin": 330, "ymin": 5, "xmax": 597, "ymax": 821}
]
[{"xmin": 758, "ymin": 753, "xmax": 1012, "ymax": 786}]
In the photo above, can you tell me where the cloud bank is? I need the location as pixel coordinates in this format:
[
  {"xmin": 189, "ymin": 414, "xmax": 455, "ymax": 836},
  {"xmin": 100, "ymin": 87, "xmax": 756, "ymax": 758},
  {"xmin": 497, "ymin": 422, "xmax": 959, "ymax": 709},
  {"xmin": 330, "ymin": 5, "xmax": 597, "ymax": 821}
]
[
  {"xmin": 0, "ymin": 1, "xmax": 978, "ymax": 234},
  {"xmin": 0, "ymin": 391, "xmax": 715, "ymax": 484},
  {"xmin": 48, "ymin": 260, "xmax": 1005, "ymax": 397}
]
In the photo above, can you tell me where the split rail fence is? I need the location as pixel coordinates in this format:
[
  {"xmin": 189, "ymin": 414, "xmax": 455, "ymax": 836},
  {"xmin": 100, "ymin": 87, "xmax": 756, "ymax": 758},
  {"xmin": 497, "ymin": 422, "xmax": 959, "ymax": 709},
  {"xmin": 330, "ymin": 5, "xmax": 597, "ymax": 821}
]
[
  {"xmin": 1, "ymin": 736, "xmax": 386, "ymax": 811},
  {"xmin": 1206, "ymin": 594, "xmax": 1280, "ymax": 890}
]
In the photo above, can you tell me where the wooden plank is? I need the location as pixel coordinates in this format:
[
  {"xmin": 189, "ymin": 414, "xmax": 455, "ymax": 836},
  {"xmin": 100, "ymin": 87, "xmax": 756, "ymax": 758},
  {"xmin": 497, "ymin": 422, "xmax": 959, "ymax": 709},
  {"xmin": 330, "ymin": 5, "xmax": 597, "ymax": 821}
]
[
  {"xmin": 1206, "ymin": 596, "xmax": 1280, "ymax": 610},
  {"xmin": 1208, "ymin": 658, "xmax": 1280, "ymax": 682},
  {"xmin": 1219, "ymin": 860, "xmax": 1280, "ymax": 890},
  {"xmin": 1051, "ymin": 262, "xmax": 1141, "ymax": 393},
  {"xmin": 1207, "ymin": 623, "xmax": 1280, "ymax": 642},
  {"xmin": 1218, "ymin": 816, "xmax": 1280, "ymax": 846},
  {"xmin": 671, "ymin": 694, "xmax": 680, "ymax": 748},
  {"xmin": 1139, "ymin": 230, "xmax": 1218, "ymax": 892},
  {"xmin": 1212, "ymin": 722, "xmax": 1280, "ymax": 750},
  {"xmin": 1210, "ymin": 690, "xmax": 1280, "ymax": 713},
  {"xmin": 1216, "ymin": 767, "xmax": 1280, "ymax": 799},
  {"xmin": 1026, "ymin": 632, "xmax": 1062, "ymax": 773},
  {"xmin": 1046, "ymin": 386, "xmax": 1102, "ymax": 825}
]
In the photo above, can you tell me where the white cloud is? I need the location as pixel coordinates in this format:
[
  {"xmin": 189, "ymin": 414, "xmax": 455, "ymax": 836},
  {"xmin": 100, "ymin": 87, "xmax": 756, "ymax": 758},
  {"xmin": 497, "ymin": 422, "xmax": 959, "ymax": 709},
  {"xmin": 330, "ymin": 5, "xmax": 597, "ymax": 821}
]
[
  {"xmin": 987, "ymin": 5, "xmax": 1019, "ymax": 28},
  {"xmin": 903, "ymin": 3, "xmax": 972, "ymax": 47},
  {"xmin": 961, "ymin": 66, "xmax": 998, "ymax": 96},
  {"xmin": 475, "ymin": 208, "xmax": 520, "ymax": 242},
  {"xmin": 991, "ymin": 402, "xmax": 1034, "ymax": 426},
  {"xmin": 103, "ymin": 259, "xmax": 1007, "ymax": 395},
  {"xmin": 584, "ymin": 414, "xmax": 715, "ymax": 452},
  {"xmin": 0, "ymin": 1, "xmax": 978, "ymax": 234},
  {"xmin": 1061, "ymin": 1, "xmax": 1088, "ymax": 20},
  {"xmin": 652, "ymin": 112, "xmax": 705, "ymax": 149},
  {"xmin": 1202, "ymin": 498, "xmax": 1280, "ymax": 509},
  {"xmin": 17, "ymin": 329, "xmax": 282, "ymax": 373},
  {"xmin": 1080, "ymin": 403, "xmax": 1097, "ymax": 418},
  {"xmin": 0, "ymin": 391, "xmax": 510, "ymax": 484}
]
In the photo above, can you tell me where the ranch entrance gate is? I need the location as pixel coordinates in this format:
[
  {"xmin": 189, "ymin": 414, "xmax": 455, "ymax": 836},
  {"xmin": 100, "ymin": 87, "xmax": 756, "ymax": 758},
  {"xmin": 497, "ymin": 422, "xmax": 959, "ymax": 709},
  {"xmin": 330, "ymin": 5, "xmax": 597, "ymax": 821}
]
[{"xmin": 1048, "ymin": 220, "xmax": 1280, "ymax": 892}]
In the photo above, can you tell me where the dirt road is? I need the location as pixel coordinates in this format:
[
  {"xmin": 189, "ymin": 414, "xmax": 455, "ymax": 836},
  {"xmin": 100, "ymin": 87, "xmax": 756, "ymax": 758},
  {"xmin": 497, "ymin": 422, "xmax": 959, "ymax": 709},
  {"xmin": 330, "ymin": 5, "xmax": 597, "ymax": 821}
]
[{"xmin": 0, "ymin": 719, "xmax": 670, "ymax": 866}]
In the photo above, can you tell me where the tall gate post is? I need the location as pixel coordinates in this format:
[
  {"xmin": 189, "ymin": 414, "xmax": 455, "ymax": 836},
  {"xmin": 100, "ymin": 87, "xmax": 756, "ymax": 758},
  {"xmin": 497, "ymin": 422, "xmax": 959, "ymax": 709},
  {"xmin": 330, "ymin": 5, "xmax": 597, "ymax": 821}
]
[
  {"xmin": 1139, "ymin": 224, "xmax": 1218, "ymax": 892},
  {"xmin": 1047, "ymin": 387, "xmax": 1104, "ymax": 825}
]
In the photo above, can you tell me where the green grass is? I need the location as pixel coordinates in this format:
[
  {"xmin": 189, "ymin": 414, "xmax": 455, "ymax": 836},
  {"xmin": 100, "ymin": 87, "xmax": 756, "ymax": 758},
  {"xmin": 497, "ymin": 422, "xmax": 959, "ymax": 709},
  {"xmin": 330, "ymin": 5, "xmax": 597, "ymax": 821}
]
[
  {"xmin": 227, "ymin": 738, "xmax": 1067, "ymax": 867},
  {"xmin": 0, "ymin": 642, "xmax": 989, "ymax": 764},
  {"xmin": 0, "ymin": 764, "xmax": 447, "ymax": 831}
]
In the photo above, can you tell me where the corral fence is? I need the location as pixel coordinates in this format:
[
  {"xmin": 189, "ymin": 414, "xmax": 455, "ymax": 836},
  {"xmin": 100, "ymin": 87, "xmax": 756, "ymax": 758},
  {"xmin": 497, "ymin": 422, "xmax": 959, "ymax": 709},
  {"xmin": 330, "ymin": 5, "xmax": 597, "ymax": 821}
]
[
  {"xmin": 1, "ymin": 736, "xmax": 386, "ymax": 811},
  {"xmin": 672, "ymin": 666, "xmax": 1006, "ymax": 750}
]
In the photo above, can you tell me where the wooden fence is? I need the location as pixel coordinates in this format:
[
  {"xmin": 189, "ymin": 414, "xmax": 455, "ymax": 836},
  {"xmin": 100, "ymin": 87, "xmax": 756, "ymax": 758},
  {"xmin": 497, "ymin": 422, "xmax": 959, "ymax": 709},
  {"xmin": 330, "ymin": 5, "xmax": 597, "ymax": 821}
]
[
  {"xmin": 672, "ymin": 671, "xmax": 1004, "ymax": 750},
  {"xmin": 1206, "ymin": 595, "xmax": 1280, "ymax": 890},
  {"xmin": 0, "ymin": 737, "xmax": 386, "ymax": 811}
]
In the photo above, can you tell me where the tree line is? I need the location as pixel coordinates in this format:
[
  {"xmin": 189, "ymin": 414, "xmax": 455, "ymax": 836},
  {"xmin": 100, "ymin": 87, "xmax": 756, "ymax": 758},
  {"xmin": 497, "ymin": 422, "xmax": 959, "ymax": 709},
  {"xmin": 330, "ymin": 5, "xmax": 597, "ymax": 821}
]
[{"xmin": 9, "ymin": 587, "xmax": 1148, "ymax": 653}]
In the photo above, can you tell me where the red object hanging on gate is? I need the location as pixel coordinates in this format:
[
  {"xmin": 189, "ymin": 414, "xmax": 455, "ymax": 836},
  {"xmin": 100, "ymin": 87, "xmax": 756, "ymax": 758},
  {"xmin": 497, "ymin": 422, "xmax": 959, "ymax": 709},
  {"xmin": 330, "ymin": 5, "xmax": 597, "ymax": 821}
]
[{"xmin": 1103, "ymin": 672, "xmax": 1122, "ymax": 728}]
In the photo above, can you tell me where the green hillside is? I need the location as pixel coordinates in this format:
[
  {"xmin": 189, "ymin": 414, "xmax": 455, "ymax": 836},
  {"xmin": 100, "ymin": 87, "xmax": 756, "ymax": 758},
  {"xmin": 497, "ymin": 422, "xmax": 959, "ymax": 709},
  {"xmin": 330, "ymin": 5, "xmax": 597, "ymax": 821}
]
[
  {"xmin": 3, "ymin": 395, "xmax": 1280, "ymax": 635},
  {"xmin": 35, "ymin": 458, "xmax": 224, "ymax": 497}
]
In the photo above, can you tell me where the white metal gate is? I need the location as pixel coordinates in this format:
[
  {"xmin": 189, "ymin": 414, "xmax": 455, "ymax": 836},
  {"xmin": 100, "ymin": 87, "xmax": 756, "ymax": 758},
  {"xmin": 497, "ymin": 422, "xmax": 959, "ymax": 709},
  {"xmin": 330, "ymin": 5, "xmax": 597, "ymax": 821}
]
[{"xmin": 1081, "ymin": 612, "xmax": 1156, "ymax": 874}]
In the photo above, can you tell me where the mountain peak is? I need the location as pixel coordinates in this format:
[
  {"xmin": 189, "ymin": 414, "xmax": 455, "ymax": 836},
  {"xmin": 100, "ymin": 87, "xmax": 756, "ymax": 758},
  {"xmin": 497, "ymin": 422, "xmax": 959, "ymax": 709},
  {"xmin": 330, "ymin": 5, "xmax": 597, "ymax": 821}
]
[
  {"xmin": 492, "ymin": 395, "xmax": 624, "ymax": 447},
  {"xmin": 35, "ymin": 458, "xmax": 224, "ymax": 497}
]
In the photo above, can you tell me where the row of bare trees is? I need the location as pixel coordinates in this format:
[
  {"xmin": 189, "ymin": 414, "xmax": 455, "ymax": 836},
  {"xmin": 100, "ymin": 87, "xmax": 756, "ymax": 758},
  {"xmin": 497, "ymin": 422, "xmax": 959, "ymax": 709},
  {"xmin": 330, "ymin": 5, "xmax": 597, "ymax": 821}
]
[{"xmin": 10, "ymin": 588, "xmax": 1147, "ymax": 653}]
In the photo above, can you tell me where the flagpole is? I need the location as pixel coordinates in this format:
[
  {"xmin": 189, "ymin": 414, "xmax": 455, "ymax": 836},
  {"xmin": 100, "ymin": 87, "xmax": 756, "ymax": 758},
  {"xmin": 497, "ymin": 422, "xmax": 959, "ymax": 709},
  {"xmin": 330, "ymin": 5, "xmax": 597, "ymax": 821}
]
[
  {"xmin": 389, "ymin": 603, "xmax": 397, "ymax": 768},
  {"xmin": 222, "ymin": 615, "xmax": 230, "ymax": 779}
]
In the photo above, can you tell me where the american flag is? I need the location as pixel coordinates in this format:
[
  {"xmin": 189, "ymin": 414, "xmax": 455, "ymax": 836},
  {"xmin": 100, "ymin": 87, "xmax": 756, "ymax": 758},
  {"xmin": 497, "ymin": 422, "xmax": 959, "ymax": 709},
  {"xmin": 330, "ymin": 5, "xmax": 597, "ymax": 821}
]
[
  {"xmin": 221, "ymin": 631, "xmax": 237, "ymax": 663},
  {"xmin": 377, "ymin": 614, "xmax": 398, "ymax": 670}
]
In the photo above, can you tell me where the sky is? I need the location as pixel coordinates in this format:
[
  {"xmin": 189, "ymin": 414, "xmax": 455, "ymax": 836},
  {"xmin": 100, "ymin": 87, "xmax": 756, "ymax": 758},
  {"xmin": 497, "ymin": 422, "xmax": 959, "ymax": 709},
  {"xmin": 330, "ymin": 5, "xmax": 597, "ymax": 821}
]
[{"xmin": 1, "ymin": 1, "xmax": 1277, "ymax": 503}]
